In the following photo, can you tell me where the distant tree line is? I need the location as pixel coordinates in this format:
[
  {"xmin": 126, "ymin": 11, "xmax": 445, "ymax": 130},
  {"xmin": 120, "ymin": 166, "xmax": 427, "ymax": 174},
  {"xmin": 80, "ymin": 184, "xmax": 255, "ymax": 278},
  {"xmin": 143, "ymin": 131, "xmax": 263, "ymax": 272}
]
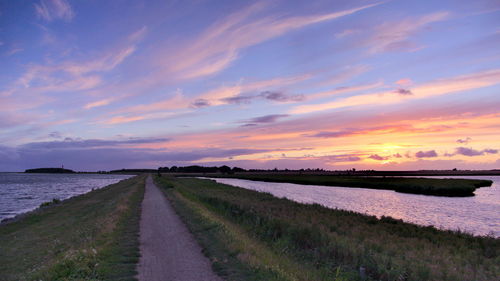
[
  {"xmin": 158, "ymin": 165, "xmax": 246, "ymax": 174},
  {"xmin": 109, "ymin": 169, "xmax": 158, "ymax": 173},
  {"xmin": 25, "ymin": 168, "xmax": 75, "ymax": 173}
]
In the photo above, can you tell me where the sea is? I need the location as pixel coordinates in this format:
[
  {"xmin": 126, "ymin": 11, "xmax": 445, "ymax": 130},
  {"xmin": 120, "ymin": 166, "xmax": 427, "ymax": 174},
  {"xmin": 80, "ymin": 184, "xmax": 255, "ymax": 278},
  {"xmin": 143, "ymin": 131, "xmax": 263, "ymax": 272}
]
[{"xmin": 0, "ymin": 173, "xmax": 132, "ymax": 221}]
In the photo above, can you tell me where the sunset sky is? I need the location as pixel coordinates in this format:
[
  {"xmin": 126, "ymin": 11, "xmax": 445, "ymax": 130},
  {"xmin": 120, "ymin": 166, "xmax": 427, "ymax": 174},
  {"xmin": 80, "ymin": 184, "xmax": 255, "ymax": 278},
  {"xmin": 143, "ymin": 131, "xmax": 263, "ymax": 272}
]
[{"xmin": 1, "ymin": 0, "xmax": 499, "ymax": 171}]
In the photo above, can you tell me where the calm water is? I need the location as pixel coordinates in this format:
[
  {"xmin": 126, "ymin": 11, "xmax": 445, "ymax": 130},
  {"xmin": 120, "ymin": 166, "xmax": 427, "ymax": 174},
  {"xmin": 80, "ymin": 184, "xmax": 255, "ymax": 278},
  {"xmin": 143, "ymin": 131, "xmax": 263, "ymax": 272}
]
[
  {"xmin": 204, "ymin": 176, "xmax": 500, "ymax": 237},
  {"xmin": 0, "ymin": 173, "xmax": 132, "ymax": 221}
]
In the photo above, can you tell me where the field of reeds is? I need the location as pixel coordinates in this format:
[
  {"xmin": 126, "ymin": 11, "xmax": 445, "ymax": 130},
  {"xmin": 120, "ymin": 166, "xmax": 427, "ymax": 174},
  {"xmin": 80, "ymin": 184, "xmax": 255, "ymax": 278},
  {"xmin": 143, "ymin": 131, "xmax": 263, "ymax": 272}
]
[
  {"xmin": 155, "ymin": 175, "xmax": 499, "ymax": 281},
  {"xmin": 199, "ymin": 174, "xmax": 493, "ymax": 196},
  {"xmin": 0, "ymin": 175, "xmax": 145, "ymax": 281}
]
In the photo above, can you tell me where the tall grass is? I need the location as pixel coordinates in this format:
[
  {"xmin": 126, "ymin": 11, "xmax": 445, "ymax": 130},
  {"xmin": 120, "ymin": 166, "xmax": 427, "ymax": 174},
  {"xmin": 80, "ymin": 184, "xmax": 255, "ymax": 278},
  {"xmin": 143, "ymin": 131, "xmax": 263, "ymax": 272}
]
[
  {"xmin": 0, "ymin": 175, "xmax": 145, "ymax": 280},
  {"xmin": 200, "ymin": 174, "xmax": 493, "ymax": 196},
  {"xmin": 156, "ymin": 176, "xmax": 499, "ymax": 281},
  {"xmin": 155, "ymin": 175, "xmax": 354, "ymax": 280}
]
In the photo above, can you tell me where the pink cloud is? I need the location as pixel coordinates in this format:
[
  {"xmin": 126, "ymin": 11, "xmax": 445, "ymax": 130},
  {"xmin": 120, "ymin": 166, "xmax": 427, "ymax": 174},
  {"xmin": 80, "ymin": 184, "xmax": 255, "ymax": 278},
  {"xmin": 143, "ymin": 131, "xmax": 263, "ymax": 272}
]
[
  {"xmin": 84, "ymin": 99, "xmax": 114, "ymax": 110},
  {"xmin": 104, "ymin": 116, "xmax": 145, "ymax": 125},
  {"xmin": 396, "ymin": 78, "xmax": 413, "ymax": 86}
]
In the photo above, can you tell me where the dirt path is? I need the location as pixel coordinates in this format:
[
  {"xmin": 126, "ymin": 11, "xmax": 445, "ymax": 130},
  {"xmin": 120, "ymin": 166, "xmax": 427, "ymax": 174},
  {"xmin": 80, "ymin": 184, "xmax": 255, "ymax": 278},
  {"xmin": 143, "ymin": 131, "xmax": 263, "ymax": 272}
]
[{"xmin": 137, "ymin": 175, "xmax": 222, "ymax": 281}]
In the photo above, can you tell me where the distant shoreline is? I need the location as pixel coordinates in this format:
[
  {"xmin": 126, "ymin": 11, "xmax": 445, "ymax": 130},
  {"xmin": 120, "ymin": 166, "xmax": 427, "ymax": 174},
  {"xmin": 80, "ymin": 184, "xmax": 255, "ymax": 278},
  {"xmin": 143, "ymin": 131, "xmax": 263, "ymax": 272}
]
[
  {"xmin": 1, "ymin": 168, "xmax": 498, "ymax": 176},
  {"xmin": 25, "ymin": 168, "xmax": 75, "ymax": 173},
  {"xmin": 184, "ymin": 173, "xmax": 494, "ymax": 197}
]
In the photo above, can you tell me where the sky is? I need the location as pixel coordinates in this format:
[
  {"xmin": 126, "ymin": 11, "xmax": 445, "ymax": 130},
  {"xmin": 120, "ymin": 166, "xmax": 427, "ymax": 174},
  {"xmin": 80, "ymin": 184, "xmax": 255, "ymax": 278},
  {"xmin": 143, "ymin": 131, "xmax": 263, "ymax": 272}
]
[{"xmin": 1, "ymin": 0, "xmax": 500, "ymax": 171}]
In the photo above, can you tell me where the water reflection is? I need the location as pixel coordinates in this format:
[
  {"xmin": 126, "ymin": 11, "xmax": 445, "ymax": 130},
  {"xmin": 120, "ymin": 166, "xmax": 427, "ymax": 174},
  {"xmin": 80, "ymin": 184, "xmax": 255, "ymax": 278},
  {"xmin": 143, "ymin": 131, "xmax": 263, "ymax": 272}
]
[{"xmin": 204, "ymin": 176, "xmax": 500, "ymax": 237}]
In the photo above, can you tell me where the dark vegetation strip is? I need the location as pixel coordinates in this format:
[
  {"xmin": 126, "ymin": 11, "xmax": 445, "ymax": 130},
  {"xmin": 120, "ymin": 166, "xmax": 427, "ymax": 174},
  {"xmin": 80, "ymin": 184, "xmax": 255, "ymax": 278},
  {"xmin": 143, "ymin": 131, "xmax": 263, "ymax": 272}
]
[
  {"xmin": 193, "ymin": 174, "xmax": 493, "ymax": 196},
  {"xmin": 155, "ymin": 175, "xmax": 499, "ymax": 281},
  {"xmin": 0, "ymin": 175, "xmax": 145, "ymax": 281}
]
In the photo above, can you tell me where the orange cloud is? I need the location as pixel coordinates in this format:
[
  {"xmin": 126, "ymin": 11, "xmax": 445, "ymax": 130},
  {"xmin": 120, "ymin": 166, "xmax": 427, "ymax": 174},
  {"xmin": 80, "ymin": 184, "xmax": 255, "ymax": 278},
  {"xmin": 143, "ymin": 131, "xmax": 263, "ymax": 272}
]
[
  {"xmin": 84, "ymin": 98, "xmax": 114, "ymax": 110},
  {"xmin": 104, "ymin": 115, "xmax": 145, "ymax": 125}
]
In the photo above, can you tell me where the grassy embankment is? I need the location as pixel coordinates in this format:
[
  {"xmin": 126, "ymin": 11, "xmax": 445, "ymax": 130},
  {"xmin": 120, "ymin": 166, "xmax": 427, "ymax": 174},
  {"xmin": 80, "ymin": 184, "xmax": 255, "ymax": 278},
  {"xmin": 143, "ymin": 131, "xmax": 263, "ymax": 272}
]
[
  {"xmin": 199, "ymin": 174, "xmax": 493, "ymax": 196},
  {"xmin": 155, "ymin": 175, "xmax": 499, "ymax": 281},
  {"xmin": 0, "ymin": 175, "xmax": 145, "ymax": 281}
]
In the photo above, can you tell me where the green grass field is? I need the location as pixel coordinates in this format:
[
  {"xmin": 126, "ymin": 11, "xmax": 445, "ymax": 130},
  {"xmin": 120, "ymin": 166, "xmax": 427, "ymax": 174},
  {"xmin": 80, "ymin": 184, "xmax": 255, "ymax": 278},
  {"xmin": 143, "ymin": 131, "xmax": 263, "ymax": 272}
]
[
  {"xmin": 0, "ymin": 175, "xmax": 145, "ymax": 281},
  {"xmin": 155, "ymin": 175, "xmax": 499, "ymax": 281},
  {"xmin": 195, "ymin": 174, "xmax": 493, "ymax": 196}
]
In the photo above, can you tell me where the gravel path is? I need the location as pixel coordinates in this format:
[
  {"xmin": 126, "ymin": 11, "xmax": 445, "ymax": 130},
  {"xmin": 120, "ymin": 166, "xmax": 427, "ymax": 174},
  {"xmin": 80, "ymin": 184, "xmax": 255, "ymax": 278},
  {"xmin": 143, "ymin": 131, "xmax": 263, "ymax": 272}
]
[{"xmin": 137, "ymin": 175, "xmax": 222, "ymax": 281}]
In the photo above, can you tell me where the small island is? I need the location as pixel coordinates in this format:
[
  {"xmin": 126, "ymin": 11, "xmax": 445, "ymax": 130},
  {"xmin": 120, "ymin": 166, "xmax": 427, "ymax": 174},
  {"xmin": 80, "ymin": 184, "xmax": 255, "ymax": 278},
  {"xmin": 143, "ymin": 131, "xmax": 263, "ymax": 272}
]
[
  {"xmin": 193, "ymin": 173, "xmax": 493, "ymax": 197},
  {"xmin": 25, "ymin": 168, "xmax": 76, "ymax": 174}
]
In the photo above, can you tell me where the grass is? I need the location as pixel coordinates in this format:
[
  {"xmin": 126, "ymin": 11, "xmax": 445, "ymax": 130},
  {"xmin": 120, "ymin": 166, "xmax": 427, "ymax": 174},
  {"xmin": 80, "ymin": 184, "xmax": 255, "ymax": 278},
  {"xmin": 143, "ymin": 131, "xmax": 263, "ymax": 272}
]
[
  {"xmin": 155, "ymin": 175, "xmax": 499, "ymax": 281},
  {"xmin": 0, "ymin": 174, "xmax": 145, "ymax": 281},
  {"xmin": 196, "ymin": 174, "xmax": 493, "ymax": 196},
  {"xmin": 155, "ymin": 175, "xmax": 352, "ymax": 280}
]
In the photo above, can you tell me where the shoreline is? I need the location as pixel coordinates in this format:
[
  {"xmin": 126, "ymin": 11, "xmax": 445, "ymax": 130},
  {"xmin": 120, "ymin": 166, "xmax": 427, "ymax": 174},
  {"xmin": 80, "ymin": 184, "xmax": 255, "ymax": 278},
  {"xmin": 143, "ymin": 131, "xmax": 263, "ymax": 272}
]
[
  {"xmin": 203, "ymin": 176, "xmax": 499, "ymax": 237},
  {"xmin": 0, "ymin": 173, "xmax": 133, "ymax": 222},
  {"xmin": 0, "ymin": 175, "xmax": 145, "ymax": 280},
  {"xmin": 180, "ymin": 173, "xmax": 494, "ymax": 197}
]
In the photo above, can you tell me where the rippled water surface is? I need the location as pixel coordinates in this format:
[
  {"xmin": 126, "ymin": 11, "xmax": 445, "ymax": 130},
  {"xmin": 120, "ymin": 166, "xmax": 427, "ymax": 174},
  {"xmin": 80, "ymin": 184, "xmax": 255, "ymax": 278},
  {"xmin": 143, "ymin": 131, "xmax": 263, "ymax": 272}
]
[
  {"xmin": 205, "ymin": 176, "xmax": 500, "ymax": 237},
  {"xmin": 0, "ymin": 173, "xmax": 132, "ymax": 221}
]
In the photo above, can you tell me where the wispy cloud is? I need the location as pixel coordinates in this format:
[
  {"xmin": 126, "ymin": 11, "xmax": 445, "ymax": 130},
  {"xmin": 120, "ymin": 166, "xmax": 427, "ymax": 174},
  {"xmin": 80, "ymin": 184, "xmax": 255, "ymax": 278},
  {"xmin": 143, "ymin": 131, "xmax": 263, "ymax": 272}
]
[
  {"xmin": 335, "ymin": 29, "xmax": 358, "ymax": 38},
  {"xmin": 315, "ymin": 65, "xmax": 371, "ymax": 88},
  {"xmin": 291, "ymin": 69, "xmax": 500, "ymax": 114},
  {"xmin": 394, "ymin": 88, "xmax": 413, "ymax": 96},
  {"xmin": 12, "ymin": 46, "xmax": 135, "ymax": 94},
  {"xmin": 221, "ymin": 95, "xmax": 256, "ymax": 105},
  {"xmin": 260, "ymin": 91, "xmax": 304, "ymax": 102},
  {"xmin": 84, "ymin": 99, "xmax": 114, "ymax": 110},
  {"xmin": 190, "ymin": 99, "xmax": 211, "ymax": 108},
  {"xmin": 34, "ymin": 0, "xmax": 74, "ymax": 22},
  {"xmin": 1, "ymin": 28, "xmax": 144, "ymax": 120},
  {"xmin": 0, "ymin": 111, "xmax": 34, "ymax": 129},
  {"xmin": 305, "ymin": 81, "xmax": 384, "ymax": 101},
  {"xmin": 325, "ymin": 154, "xmax": 362, "ymax": 162},
  {"xmin": 22, "ymin": 137, "xmax": 171, "ymax": 150},
  {"xmin": 367, "ymin": 12, "xmax": 449, "ymax": 53},
  {"xmin": 112, "ymin": 89, "xmax": 188, "ymax": 114},
  {"xmin": 100, "ymin": 110, "xmax": 188, "ymax": 125},
  {"xmin": 368, "ymin": 154, "xmax": 389, "ymax": 161},
  {"xmin": 48, "ymin": 131, "xmax": 62, "ymax": 139},
  {"xmin": 395, "ymin": 78, "xmax": 413, "ymax": 86},
  {"xmin": 104, "ymin": 74, "xmax": 309, "ymax": 124},
  {"xmin": 309, "ymin": 124, "xmax": 457, "ymax": 139},
  {"xmin": 222, "ymin": 91, "xmax": 304, "ymax": 105},
  {"xmin": 155, "ymin": 2, "xmax": 381, "ymax": 80},
  {"xmin": 4, "ymin": 47, "xmax": 24, "ymax": 56},
  {"xmin": 104, "ymin": 115, "xmax": 146, "ymax": 125},
  {"xmin": 456, "ymin": 137, "xmax": 471, "ymax": 144},
  {"xmin": 239, "ymin": 114, "xmax": 289, "ymax": 127},
  {"xmin": 198, "ymin": 74, "xmax": 311, "ymax": 105},
  {"xmin": 453, "ymin": 147, "xmax": 498, "ymax": 157}
]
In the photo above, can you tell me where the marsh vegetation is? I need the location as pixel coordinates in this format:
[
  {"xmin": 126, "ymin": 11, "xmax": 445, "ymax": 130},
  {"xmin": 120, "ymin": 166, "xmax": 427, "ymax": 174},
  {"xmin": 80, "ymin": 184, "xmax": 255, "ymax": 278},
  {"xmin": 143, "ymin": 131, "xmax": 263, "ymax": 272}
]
[
  {"xmin": 156, "ymin": 175, "xmax": 499, "ymax": 281},
  {"xmin": 200, "ymin": 174, "xmax": 493, "ymax": 196}
]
